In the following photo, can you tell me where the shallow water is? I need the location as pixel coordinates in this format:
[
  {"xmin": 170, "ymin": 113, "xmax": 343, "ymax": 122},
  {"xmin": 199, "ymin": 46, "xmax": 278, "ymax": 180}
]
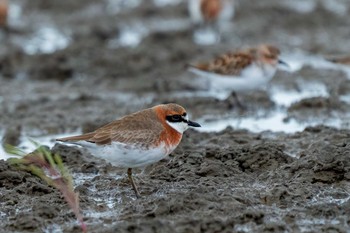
[
  {"xmin": 21, "ymin": 27, "xmax": 70, "ymax": 55},
  {"xmin": 283, "ymin": 51, "xmax": 350, "ymax": 78}
]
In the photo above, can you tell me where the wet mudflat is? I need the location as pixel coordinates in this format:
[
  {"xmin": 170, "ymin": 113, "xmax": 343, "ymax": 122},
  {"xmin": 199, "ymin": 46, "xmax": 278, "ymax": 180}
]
[{"xmin": 1, "ymin": 0, "xmax": 350, "ymax": 232}]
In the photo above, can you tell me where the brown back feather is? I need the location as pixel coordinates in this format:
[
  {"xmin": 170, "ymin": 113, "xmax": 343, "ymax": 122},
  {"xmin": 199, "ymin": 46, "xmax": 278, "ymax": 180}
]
[
  {"xmin": 57, "ymin": 108, "xmax": 164, "ymax": 148},
  {"xmin": 192, "ymin": 51, "xmax": 253, "ymax": 76}
]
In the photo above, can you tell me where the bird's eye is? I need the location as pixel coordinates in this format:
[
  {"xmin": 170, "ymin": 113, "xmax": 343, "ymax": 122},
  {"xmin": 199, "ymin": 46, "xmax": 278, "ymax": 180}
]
[
  {"xmin": 166, "ymin": 114, "xmax": 183, "ymax": 123},
  {"xmin": 182, "ymin": 112, "xmax": 187, "ymax": 117},
  {"xmin": 172, "ymin": 115, "xmax": 181, "ymax": 121}
]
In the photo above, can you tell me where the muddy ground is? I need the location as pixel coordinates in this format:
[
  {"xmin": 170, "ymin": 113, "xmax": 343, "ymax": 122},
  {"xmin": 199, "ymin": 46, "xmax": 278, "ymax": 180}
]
[{"xmin": 1, "ymin": 0, "xmax": 350, "ymax": 232}]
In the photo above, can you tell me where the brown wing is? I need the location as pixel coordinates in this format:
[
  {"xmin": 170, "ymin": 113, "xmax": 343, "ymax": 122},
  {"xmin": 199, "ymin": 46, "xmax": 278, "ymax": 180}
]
[
  {"xmin": 190, "ymin": 51, "xmax": 253, "ymax": 76},
  {"xmin": 57, "ymin": 108, "xmax": 164, "ymax": 148}
]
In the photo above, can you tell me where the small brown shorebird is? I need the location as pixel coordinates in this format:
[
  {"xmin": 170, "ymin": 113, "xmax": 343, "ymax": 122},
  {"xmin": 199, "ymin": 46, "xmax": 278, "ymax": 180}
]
[{"xmin": 57, "ymin": 103, "xmax": 201, "ymax": 198}]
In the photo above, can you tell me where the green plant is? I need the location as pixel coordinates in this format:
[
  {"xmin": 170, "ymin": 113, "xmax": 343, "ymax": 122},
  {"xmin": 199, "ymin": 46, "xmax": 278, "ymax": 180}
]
[{"xmin": 5, "ymin": 142, "xmax": 87, "ymax": 233}]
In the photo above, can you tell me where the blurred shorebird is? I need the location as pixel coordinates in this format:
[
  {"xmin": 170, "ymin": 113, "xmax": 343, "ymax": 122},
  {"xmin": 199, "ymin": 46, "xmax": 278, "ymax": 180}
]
[
  {"xmin": 188, "ymin": 0, "xmax": 235, "ymax": 44},
  {"xmin": 187, "ymin": 44, "xmax": 289, "ymax": 107}
]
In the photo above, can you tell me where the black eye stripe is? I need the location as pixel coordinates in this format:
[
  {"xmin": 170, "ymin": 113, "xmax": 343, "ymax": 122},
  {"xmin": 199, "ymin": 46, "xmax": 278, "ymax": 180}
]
[{"xmin": 166, "ymin": 114, "xmax": 185, "ymax": 123}]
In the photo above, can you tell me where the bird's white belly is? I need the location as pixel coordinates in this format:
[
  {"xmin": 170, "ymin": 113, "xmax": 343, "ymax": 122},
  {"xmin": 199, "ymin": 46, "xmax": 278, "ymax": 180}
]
[
  {"xmin": 189, "ymin": 64, "xmax": 276, "ymax": 93},
  {"xmin": 77, "ymin": 141, "xmax": 175, "ymax": 168}
]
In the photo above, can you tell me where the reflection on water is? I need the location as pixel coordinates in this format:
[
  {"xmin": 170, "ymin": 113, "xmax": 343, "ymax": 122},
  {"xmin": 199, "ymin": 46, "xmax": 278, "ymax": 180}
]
[
  {"xmin": 148, "ymin": 18, "xmax": 189, "ymax": 32},
  {"xmin": 193, "ymin": 27, "xmax": 220, "ymax": 45},
  {"xmin": 271, "ymin": 81, "xmax": 328, "ymax": 107},
  {"xmin": 42, "ymin": 224, "xmax": 64, "ymax": 233},
  {"xmin": 108, "ymin": 18, "xmax": 189, "ymax": 48},
  {"xmin": 6, "ymin": 2, "xmax": 70, "ymax": 54},
  {"xmin": 281, "ymin": 0, "xmax": 316, "ymax": 14},
  {"xmin": 21, "ymin": 27, "xmax": 70, "ymax": 54},
  {"xmin": 153, "ymin": 0, "xmax": 182, "ymax": 7},
  {"xmin": 197, "ymin": 111, "xmax": 344, "ymax": 133},
  {"xmin": 321, "ymin": 0, "xmax": 348, "ymax": 15},
  {"xmin": 281, "ymin": 0, "xmax": 348, "ymax": 16},
  {"xmin": 108, "ymin": 22, "xmax": 148, "ymax": 48}
]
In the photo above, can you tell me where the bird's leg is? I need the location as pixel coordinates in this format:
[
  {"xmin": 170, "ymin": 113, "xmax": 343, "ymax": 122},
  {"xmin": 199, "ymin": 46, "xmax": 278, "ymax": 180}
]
[
  {"xmin": 232, "ymin": 92, "xmax": 243, "ymax": 109},
  {"xmin": 213, "ymin": 20, "xmax": 221, "ymax": 35},
  {"xmin": 127, "ymin": 168, "xmax": 141, "ymax": 198},
  {"xmin": 227, "ymin": 91, "xmax": 245, "ymax": 110}
]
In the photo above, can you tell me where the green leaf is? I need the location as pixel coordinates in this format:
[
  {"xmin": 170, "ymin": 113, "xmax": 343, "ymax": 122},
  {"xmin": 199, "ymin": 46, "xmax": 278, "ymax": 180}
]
[{"xmin": 3, "ymin": 144, "xmax": 26, "ymax": 156}]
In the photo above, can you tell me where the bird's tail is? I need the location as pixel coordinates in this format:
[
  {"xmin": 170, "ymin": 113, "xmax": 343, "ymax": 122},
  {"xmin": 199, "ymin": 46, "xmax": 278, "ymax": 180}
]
[
  {"xmin": 56, "ymin": 132, "xmax": 95, "ymax": 142},
  {"xmin": 185, "ymin": 62, "xmax": 210, "ymax": 71}
]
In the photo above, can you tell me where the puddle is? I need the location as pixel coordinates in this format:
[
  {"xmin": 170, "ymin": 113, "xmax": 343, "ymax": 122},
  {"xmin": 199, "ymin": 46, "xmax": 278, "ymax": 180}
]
[
  {"xmin": 20, "ymin": 27, "xmax": 70, "ymax": 55},
  {"xmin": 108, "ymin": 18, "xmax": 189, "ymax": 48},
  {"xmin": 281, "ymin": 0, "xmax": 316, "ymax": 14},
  {"xmin": 196, "ymin": 110, "xmax": 345, "ymax": 133},
  {"xmin": 153, "ymin": 0, "xmax": 182, "ymax": 7},
  {"xmin": 105, "ymin": 0, "xmax": 141, "ymax": 14},
  {"xmin": 76, "ymin": 174, "xmax": 124, "ymax": 221},
  {"xmin": 271, "ymin": 81, "xmax": 329, "ymax": 107},
  {"xmin": 321, "ymin": 0, "xmax": 348, "ymax": 16},
  {"xmin": 340, "ymin": 94, "xmax": 350, "ymax": 104},
  {"xmin": 197, "ymin": 111, "xmax": 300, "ymax": 133},
  {"xmin": 108, "ymin": 22, "xmax": 148, "ymax": 48}
]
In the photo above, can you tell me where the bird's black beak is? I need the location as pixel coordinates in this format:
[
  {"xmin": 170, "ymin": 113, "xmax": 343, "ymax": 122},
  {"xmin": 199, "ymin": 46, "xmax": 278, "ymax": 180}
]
[
  {"xmin": 278, "ymin": 59, "xmax": 289, "ymax": 68},
  {"xmin": 187, "ymin": 120, "xmax": 201, "ymax": 127}
]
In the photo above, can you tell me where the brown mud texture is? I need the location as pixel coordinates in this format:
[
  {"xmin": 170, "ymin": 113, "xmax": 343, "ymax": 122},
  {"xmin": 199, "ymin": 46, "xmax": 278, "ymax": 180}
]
[{"xmin": 1, "ymin": 0, "xmax": 350, "ymax": 232}]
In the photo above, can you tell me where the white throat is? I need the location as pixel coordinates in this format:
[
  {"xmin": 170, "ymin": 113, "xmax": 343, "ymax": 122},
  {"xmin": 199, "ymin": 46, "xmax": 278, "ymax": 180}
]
[
  {"xmin": 166, "ymin": 117, "xmax": 189, "ymax": 134},
  {"xmin": 261, "ymin": 63, "xmax": 277, "ymax": 79}
]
